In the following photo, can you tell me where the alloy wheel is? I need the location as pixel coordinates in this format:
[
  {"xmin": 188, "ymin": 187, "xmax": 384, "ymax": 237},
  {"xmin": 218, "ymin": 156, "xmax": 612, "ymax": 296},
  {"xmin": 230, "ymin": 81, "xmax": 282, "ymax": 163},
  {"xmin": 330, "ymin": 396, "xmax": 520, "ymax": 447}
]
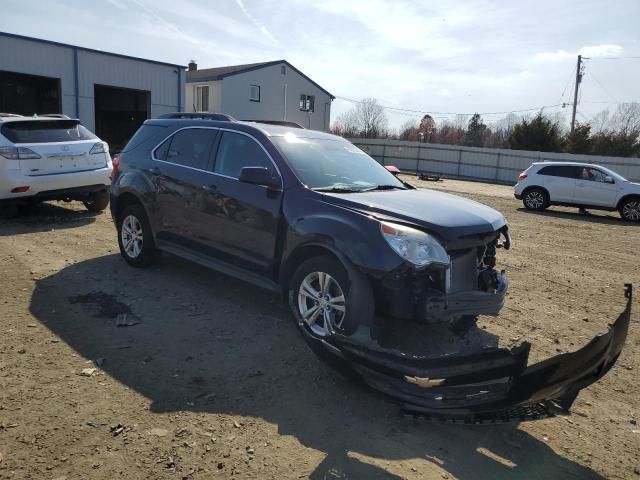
[
  {"xmin": 525, "ymin": 191, "xmax": 544, "ymax": 209},
  {"xmin": 121, "ymin": 214, "xmax": 144, "ymax": 258},
  {"xmin": 622, "ymin": 201, "xmax": 640, "ymax": 221},
  {"xmin": 297, "ymin": 271, "xmax": 346, "ymax": 337}
]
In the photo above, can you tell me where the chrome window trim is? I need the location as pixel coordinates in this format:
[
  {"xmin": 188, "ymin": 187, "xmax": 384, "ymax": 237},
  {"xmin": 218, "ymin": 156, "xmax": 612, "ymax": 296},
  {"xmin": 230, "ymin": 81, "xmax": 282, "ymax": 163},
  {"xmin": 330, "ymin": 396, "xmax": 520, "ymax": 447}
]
[{"xmin": 150, "ymin": 126, "xmax": 283, "ymax": 188}]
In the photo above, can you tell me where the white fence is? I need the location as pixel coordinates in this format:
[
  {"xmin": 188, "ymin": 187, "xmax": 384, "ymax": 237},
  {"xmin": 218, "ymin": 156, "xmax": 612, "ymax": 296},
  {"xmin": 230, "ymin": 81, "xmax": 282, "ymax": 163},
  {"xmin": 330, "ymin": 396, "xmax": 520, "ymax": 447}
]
[{"xmin": 349, "ymin": 138, "xmax": 640, "ymax": 184}]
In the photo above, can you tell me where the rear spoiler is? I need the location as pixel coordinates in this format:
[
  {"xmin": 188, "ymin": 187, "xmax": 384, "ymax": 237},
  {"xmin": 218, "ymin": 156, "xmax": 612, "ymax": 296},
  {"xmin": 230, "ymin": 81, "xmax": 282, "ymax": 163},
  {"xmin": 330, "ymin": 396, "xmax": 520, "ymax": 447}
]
[{"xmin": 303, "ymin": 284, "xmax": 632, "ymax": 423}]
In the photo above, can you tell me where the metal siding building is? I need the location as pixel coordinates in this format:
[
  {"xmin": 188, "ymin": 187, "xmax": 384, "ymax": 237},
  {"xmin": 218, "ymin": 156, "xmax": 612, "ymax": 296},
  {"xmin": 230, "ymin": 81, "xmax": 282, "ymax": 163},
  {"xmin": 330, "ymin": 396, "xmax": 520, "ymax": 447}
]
[{"xmin": 0, "ymin": 32, "xmax": 185, "ymax": 151}]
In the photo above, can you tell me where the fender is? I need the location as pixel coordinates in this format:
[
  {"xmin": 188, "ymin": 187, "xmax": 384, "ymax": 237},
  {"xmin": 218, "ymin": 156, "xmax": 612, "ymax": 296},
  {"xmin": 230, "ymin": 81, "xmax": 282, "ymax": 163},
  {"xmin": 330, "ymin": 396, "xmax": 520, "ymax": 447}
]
[{"xmin": 281, "ymin": 208, "xmax": 404, "ymax": 277}]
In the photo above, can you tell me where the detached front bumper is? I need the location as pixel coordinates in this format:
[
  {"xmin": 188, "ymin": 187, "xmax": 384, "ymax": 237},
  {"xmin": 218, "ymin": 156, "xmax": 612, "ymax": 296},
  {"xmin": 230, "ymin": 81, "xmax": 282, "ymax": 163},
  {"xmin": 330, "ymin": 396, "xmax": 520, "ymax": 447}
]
[{"xmin": 304, "ymin": 284, "xmax": 632, "ymax": 423}]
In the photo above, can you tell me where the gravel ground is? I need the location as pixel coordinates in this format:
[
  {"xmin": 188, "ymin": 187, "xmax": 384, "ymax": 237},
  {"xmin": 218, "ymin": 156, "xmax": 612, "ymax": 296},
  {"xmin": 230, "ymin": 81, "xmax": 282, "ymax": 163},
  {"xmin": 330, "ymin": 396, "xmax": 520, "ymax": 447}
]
[{"xmin": 0, "ymin": 176, "xmax": 638, "ymax": 479}]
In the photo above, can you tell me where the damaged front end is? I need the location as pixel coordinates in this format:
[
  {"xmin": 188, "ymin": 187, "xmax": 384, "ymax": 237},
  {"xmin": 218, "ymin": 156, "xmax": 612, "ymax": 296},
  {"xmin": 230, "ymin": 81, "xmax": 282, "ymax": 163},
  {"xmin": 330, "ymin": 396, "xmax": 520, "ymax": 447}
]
[
  {"xmin": 378, "ymin": 225, "xmax": 512, "ymax": 324},
  {"xmin": 303, "ymin": 284, "xmax": 632, "ymax": 424}
]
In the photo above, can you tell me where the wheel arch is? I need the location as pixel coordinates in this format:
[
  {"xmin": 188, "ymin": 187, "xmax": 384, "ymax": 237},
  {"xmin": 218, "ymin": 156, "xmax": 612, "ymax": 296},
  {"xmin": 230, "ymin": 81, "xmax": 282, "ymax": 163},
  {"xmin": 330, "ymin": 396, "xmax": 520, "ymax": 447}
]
[
  {"xmin": 278, "ymin": 242, "xmax": 346, "ymax": 299},
  {"xmin": 617, "ymin": 194, "xmax": 640, "ymax": 211},
  {"xmin": 522, "ymin": 185, "xmax": 549, "ymax": 199}
]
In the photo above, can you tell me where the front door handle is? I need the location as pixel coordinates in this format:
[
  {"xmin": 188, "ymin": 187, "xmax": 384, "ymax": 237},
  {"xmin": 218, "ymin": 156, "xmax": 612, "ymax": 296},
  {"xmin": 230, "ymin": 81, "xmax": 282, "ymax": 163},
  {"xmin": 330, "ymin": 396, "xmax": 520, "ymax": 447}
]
[{"xmin": 202, "ymin": 184, "xmax": 217, "ymax": 192}]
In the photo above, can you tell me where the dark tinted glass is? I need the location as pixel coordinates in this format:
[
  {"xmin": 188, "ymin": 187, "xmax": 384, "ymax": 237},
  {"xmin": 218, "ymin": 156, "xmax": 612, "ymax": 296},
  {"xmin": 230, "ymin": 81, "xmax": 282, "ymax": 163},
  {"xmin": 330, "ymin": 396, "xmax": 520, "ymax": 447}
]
[
  {"xmin": 214, "ymin": 131, "xmax": 273, "ymax": 178},
  {"xmin": 1, "ymin": 120, "xmax": 97, "ymax": 143},
  {"xmin": 122, "ymin": 124, "xmax": 168, "ymax": 153},
  {"xmin": 539, "ymin": 165, "xmax": 579, "ymax": 178},
  {"xmin": 154, "ymin": 137, "xmax": 171, "ymax": 161},
  {"xmin": 556, "ymin": 166, "xmax": 580, "ymax": 178},
  {"xmin": 165, "ymin": 128, "xmax": 217, "ymax": 170},
  {"xmin": 538, "ymin": 166, "xmax": 556, "ymax": 176}
]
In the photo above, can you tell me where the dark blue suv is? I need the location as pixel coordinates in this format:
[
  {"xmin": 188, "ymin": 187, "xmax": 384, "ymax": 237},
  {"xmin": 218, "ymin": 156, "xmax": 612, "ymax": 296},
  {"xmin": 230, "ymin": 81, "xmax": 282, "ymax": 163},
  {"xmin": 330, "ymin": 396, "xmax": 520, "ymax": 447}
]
[
  {"xmin": 111, "ymin": 113, "xmax": 511, "ymax": 338},
  {"xmin": 109, "ymin": 113, "xmax": 631, "ymax": 423}
]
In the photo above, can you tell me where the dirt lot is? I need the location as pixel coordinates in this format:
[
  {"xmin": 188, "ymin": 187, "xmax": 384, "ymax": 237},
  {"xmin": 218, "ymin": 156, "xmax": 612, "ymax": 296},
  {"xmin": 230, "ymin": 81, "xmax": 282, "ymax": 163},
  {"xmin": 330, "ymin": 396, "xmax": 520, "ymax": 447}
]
[{"xmin": 1, "ymin": 177, "xmax": 638, "ymax": 479}]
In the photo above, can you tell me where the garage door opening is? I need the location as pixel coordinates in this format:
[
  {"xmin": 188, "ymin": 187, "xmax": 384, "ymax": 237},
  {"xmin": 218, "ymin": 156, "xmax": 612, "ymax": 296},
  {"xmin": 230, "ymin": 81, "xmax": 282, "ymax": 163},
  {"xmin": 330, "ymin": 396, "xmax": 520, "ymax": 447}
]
[
  {"xmin": 94, "ymin": 84, "xmax": 150, "ymax": 153},
  {"xmin": 0, "ymin": 70, "xmax": 61, "ymax": 116}
]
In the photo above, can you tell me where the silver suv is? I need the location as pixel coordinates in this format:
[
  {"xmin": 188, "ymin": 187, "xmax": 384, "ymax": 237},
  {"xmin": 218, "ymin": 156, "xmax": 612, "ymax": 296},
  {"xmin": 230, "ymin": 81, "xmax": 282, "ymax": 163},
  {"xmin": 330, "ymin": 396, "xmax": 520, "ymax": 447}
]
[{"xmin": 514, "ymin": 162, "xmax": 640, "ymax": 221}]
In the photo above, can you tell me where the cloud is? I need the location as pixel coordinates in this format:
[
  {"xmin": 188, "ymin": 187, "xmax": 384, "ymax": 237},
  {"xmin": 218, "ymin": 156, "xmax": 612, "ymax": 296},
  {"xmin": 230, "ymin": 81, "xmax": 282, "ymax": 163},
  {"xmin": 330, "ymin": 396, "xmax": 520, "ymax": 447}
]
[
  {"xmin": 534, "ymin": 44, "xmax": 624, "ymax": 62},
  {"xmin": 234, "ymin": 0, "xmax": 280, "ymax": 47},
  {"xmin": 579, "ymin": 44, "xmax": 623, "ymax": 57},
  {"xmin": 104, "ymin": 0, "xmax": 127, "ymax": 9}
]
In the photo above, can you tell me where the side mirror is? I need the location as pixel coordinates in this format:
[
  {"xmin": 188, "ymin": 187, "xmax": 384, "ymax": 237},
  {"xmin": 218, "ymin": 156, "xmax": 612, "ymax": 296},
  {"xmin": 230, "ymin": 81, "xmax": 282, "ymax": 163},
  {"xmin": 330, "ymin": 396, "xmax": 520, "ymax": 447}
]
[
  {"xmin": 605, "ymin": 175, "xmax": 614, "ymax": 184},
  {"xmin": 239, "ymin": 166, "xmax": 281, "ymax": 189},
  {"xmin": 385, "ymin": 165, "xmax": 401, "ymax": 176}
]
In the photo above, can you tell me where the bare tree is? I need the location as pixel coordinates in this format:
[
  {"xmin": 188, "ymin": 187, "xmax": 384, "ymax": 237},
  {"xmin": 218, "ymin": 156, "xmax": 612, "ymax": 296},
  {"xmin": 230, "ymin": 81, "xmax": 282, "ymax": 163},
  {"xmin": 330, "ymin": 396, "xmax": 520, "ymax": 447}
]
[
  {"xmin": 610, "ymin": 102, "xmax": 640, "ymax": 136},
  {"xmin": 331, "ymin": 97, "xmax": 389, "ymax": 138},
  {"xmin": 398, "ymin": 118, "xmax": 420, "ymax": 141}
]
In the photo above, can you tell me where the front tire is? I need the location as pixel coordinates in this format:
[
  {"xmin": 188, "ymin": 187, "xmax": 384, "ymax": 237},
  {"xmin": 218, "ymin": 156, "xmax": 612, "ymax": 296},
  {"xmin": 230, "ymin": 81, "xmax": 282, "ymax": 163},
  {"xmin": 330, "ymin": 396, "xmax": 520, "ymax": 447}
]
[
  {"xmin": 117, "ymin": 204, "xmax": 159, "ymax": 267},
  {"xmin": 522, "ymin": 188, "xmax": 549, "ymax": 211},
  {"xmin": 84, "ymin": 190, "xmax": 110, "ymax": 212},
  {"xmin": 288, "ymin": 256, "xmax": 374, "ymax": 338},
  {"xmin": 619, "ymin": 197, "xmax": 640, "ymax": 222}
]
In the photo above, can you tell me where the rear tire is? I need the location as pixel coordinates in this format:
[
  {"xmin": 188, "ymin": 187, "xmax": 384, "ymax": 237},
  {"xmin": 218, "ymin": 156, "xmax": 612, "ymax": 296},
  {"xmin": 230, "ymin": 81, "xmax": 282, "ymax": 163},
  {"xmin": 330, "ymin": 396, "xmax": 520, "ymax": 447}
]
[
  {"xmin": 522, "ymin": 188, "xmax": 549, "ymax": 211},
  {"xmin": 288, "ymin": 255, "xmax": 374, "ymax": 338},
  {"xmin": 619, "ymin": 197, "xmax": 640, "ymax": 222},
  {"xmin": 84, "ymin": 190, "xmax": 110, "ymax": 212},
  {"xmin": 117, "ymin": 204, "xmax": 159, "ymax": 267}
]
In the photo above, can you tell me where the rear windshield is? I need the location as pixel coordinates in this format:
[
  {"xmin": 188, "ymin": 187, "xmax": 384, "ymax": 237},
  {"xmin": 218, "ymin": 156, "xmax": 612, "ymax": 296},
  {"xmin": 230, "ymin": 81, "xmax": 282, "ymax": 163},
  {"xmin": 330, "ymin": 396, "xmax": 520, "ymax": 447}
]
[{"xmin": 1, "ymin": 120, "xmax": 97, "ymax": 143}]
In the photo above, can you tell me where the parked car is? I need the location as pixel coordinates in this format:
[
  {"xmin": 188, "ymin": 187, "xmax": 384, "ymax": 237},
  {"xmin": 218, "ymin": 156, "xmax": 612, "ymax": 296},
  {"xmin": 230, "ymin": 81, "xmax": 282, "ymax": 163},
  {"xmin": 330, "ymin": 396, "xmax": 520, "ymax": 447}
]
[
  {"xmin": 0, "ymin": 114, "xmax": 112, "ymax": 217},
  {"xmin": 109, "ymin": 113, "xmax": 630, "ymax": 422},
  {"xmin": 514, "ymin": 161, "xmax": 640, "ymax": 221}
]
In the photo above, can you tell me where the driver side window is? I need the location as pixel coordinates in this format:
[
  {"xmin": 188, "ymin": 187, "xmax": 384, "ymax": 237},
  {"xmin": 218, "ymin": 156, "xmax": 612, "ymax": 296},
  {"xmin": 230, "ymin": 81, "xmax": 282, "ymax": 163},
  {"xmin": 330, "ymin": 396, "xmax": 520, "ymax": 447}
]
[
  {"xmin": 213, "ymin": 131, "xmax": 274, "ymax": 179},
  {"xmin": 583, "ymin": 168, "xmax": 609, "ymax": 183}
]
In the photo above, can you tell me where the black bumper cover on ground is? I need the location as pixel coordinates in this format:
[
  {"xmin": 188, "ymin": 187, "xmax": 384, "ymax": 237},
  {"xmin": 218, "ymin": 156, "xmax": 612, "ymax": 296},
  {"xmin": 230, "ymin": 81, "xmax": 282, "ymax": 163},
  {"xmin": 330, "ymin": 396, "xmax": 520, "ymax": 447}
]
[{"xmin": 304, "ymin": 284, "xmax": 632, "ymax": 424}]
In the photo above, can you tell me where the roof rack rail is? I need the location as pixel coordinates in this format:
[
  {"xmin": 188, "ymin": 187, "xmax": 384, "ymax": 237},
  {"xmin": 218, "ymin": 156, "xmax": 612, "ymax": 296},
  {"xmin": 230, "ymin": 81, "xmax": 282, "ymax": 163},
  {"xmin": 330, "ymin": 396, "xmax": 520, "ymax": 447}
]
[
  {"xmin": 243, "ymin": 120, "xmax": 305, "ymax": 129},
  {"xmin": 39, "ymin": 114, "xmax": 71, "ymax": 119},
  {"xmin": 158, "ymin": 112, "xmax": 236, "ymax": 121},
  {"xmin": 0, "ymin": 113, "xmax": 23, "ymax": 118}
]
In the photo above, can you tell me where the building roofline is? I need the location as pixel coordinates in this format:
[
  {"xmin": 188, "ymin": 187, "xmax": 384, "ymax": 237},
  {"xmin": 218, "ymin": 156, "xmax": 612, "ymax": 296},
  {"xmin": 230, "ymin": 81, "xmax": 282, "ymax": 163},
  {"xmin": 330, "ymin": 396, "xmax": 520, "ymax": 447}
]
[
  {"xmin": 186, "ymin": 60, "xmax": 335, "ymax": 99},
  {"xmin": 0, "ymin": 31, "xmax": 187, "ymax": 69}
]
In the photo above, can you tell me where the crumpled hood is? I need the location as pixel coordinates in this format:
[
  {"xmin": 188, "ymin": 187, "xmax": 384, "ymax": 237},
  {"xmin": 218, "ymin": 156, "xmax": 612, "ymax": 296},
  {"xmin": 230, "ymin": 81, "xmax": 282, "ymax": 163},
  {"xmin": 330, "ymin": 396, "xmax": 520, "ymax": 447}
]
[{"xmin": 323, "ymin": 188, "xmax": 507, "ymax": 242}]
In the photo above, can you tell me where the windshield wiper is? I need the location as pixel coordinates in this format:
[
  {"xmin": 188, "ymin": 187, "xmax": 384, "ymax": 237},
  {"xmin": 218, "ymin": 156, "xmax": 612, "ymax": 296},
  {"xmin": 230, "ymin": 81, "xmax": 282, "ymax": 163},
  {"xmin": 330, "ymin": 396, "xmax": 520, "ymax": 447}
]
[
  {"xmin": 312, "ymin": 186, "xmax": 364, "ymax": 193},
  {"xmin": 359, "ymin": 184, "xmax": 407, "ymax": 192}
]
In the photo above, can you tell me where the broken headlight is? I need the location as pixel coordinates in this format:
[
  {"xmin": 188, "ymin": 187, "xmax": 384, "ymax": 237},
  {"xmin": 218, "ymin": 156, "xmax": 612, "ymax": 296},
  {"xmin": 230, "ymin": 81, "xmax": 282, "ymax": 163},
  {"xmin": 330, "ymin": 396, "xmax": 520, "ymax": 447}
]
[{"xmin": 380, "ymin": 221, "xmax": 449, "ymax": 268}]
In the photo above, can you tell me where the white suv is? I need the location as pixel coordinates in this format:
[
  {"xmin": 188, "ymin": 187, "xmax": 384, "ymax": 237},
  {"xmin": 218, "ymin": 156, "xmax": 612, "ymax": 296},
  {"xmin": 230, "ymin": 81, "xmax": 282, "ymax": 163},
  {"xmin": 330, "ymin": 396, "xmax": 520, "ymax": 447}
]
[
  {"xmin": 514, "ymin": 161, "xmax": 640, "ymax": 222},
  {"xmin": 0, "ymin": 114, "xmax": 112, "ymax": 217}
]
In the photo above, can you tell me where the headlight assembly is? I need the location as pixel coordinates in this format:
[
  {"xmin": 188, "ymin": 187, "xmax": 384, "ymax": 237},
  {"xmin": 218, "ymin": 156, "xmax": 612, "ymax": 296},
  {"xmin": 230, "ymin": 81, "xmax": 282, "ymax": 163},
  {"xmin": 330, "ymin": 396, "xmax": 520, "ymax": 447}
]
[{"xmin": 380, "ymin": 221, "xmax": 449, "ymax": 268}]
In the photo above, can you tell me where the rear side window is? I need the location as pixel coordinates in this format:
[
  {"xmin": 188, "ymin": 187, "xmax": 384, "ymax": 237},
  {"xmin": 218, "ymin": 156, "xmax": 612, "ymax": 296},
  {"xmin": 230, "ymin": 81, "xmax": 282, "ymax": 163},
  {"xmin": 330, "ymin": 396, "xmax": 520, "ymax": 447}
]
[
  {"xmin": 161, "ymin": 128, "xmax": 217, "ymax": 170},
  {"xmin": 538, "ymin": 165, "xmax": 580, "ymax": 178},
  {"xmin": 1, "ymin": 120, "xmax": 97, "ymax": 143},
  {"xmin": 213, "ymin": 131, "xmax": 273, "ymax": 178},
  {"xmin": 121, "ymin": 124, "xmax": 168, "ymax": 153}
]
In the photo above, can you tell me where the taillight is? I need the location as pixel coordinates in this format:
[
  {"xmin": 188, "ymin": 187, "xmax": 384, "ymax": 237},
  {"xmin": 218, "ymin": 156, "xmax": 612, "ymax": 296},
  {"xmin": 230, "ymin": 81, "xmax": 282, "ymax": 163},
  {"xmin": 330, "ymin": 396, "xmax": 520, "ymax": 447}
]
[
  {"xmin": 11, "ymin": 186, "xmax": 30, "ymax": 193},
  {"xmin": 518, "ymin": 173, "xmax": 527, "ymax": 181},
  {"xmin": 90, "ymin": 142, "xmax": 109, "ymax": 154},
  {"xmin": 0, "ymin": 146, "xmax": 42, "ymax": 160},
  {"xmin": 110, "ymin": 155, "xmax": 120, "ymax": 180}
]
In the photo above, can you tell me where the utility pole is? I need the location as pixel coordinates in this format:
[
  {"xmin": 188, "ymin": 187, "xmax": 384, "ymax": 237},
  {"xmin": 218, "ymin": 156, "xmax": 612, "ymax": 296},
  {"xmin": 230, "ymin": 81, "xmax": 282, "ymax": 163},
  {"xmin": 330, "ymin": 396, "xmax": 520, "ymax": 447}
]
[{"xmin": 570, "ymin": 54, "xmax": 583, "ymax": 134}]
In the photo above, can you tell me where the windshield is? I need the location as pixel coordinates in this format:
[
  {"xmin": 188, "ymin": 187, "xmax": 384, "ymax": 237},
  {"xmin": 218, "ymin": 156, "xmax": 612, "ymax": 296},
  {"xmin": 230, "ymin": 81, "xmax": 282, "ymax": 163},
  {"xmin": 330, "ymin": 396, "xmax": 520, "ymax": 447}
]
[
  {"xmin": 273, "ymin": 135, "xmax": 405, "ymax": 191},
  {"xmin": 1, "ymin": 120, "xmax": 97, "ymax": 143}
]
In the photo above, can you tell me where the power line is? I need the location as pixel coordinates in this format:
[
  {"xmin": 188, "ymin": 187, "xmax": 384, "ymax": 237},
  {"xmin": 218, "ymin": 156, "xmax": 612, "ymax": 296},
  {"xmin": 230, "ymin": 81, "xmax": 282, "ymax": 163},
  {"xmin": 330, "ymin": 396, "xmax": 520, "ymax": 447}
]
[
  {"xmin": 584, "ymin": 68, "xmax": 619, "ymax": 104},
  {"xmin": 585, "ymin": 56, "xmax": 640, "ymax": 60},
  {"xmin": 334, "ymin": 95, "xmax": 565, "ymax": 117}
]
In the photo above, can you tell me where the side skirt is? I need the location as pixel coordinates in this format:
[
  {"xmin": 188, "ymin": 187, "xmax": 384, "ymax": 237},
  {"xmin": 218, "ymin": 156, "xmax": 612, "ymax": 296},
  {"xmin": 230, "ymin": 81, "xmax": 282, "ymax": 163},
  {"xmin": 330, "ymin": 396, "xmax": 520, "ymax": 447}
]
[{"xmin": 157, "ymin": 241, "xmax": 280, "ymax": 293}]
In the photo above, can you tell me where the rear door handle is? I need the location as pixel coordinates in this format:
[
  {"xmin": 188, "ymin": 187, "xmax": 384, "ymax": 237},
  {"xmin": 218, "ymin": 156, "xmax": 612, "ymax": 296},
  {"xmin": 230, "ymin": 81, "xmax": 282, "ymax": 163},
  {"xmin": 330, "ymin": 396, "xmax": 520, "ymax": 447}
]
[
  {"xmin": 149, "ymin": 166, "xmax": 161, "ymax": 175},
  {"xmin": 202, "ymin": 184, "xmax": 217, "ymax": 192}
]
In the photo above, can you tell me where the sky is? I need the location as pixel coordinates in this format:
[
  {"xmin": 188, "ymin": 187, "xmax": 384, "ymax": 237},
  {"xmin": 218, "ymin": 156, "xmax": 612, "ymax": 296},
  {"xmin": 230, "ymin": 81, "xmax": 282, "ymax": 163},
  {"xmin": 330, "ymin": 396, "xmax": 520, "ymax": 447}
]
[{"xmin": 2, "ymin": 0, "xmax": 639, "ymax": 130}]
